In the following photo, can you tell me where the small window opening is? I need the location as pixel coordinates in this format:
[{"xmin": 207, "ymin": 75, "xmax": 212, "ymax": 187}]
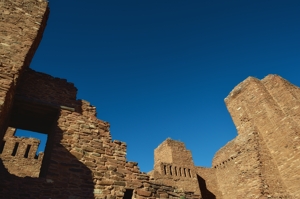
[
  {"xmin": 188, "ymin": 169, "xmax": 192, "ymax": 178},
  {"xmin": 0, "ymin": 141, "xmax": 5, "ymax": 154},
  {"xmin": 163, "ymin": 165, "xmax": 167, "ymax": 175},
  {"xmin": 123, "ymin": 189, "xmax": 133, "ymax": 199},
  {"xmin": 184, "ymin": 168, "xmax": 186, "ymax": 177},
  {"xmin": 179, "ymin": 167, "xmax": 182, "ymax": 176},
  {"xmin": 24, "ymin": 144, "xmax": 31, "ymax": 158},
  {"xmin": 174, "ymin": 166, "xmax": 177, "ymax": 176},
  {"xmin": 169, "ymin": 165, "xmax": 172, "ymax": 175},
  {"xmin": 11, "ymin": 142, "xmax": 19, "ymax": 156}
]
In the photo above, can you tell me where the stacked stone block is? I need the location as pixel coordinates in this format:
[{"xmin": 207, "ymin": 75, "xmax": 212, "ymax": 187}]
[
  {"xmin": 0, "ymin": 0, "xmax": 49, "ymax": 137},
  {"xmin": 150, "ymin": 139, "xmax": 201, "ymax": 197},
  {"xmin": 224, "ymin": 75, "xmax": 300, "ymax": 198},
  {"xmin": 0, "ymin": 127, "xmax": 43, "ymax": 177},
  {"xmin": 0, "ymin": 68, "xmax": 201, "ymax": 198}
]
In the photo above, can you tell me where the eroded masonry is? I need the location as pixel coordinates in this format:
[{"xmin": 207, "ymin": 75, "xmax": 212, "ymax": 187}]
[{"xmin": 0, "ymin": 1, "xmax": 299, "ymax": 199}]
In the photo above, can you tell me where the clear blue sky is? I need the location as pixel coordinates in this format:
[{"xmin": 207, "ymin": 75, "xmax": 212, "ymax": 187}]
[{"xmin": 16, "ymin": 0, "xmax": 300, "ymax": 172}]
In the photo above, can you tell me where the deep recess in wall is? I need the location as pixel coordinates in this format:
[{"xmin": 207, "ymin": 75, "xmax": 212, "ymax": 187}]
[
  {"xmin": 123, "ymin": 189, "xmax": 134, "ymax": 199},
  {"xmin": 8, "ymin": 99, "xmax": 59, "ymax": 177}
]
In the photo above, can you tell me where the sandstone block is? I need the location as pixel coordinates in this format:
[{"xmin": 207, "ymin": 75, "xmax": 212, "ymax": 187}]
[{"xmin": 137, "ymin": 189, "xmax": 152, "ymax": 197}]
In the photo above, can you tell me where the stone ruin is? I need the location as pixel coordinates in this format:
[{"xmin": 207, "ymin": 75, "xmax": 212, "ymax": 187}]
[{"xmin": 0, "ymin": 1, "xmax": 299, "ymax": 198}]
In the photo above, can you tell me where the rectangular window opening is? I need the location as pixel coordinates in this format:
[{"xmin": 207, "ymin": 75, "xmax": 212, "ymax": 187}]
[
  {"xmin": 11, "ymin": 142, "xmax": 19, "ymax": 156},
  {"xmin": 163, "ymin": 165, "xmax": 167, "ymax": 175},
  {"xmin": 24, "ymin": 144, "xmax": 31, "ymax": 158}
]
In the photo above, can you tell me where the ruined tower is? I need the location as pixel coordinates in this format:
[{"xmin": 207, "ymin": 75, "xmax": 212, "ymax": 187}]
[{"xmin": 150, "ymin": 139, "xmax": 200, "ymax": 195}]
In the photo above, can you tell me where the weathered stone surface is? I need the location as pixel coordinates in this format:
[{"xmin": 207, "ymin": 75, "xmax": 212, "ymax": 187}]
[
  {"xmin": 136, "ymin": 189, "xmax": 152, "ymax": 197},
  {"xmin": 149, "ymin": 139, "xmax": 201, "ymax": 195},
  {"xmin": 0, "ymin": 1, "xmax": 299, "ymax": 199}
]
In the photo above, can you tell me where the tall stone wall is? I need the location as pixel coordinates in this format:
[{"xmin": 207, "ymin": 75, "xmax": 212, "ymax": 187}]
[
  {"xmin": 16, "ymin": 68, "xmax": 78, "ymax": 108},
  {"xmin": 195, "ymin": 167, "xmax": 221, "ymax": 199},
  {"xmin": 212, "ymin": 130, "xmax": 291, "ymax": 199},
  {"xmin": 213, "ymin": 132, "xmax": 262, "ymax": 198},
  {"xmin": 1, "ymin": 0, "xmax": 300, "ymax": 198},
  {"xmin": 0, "ymin": 0, "xmax": 49, "ymax": 138},
  {"xmin": 0, "ymin": 71, "xmax": 201, "ymax": 198},
  {"xmin": 225, "ymin": 75, "xmax": 300, "ymax": 198},
  {"xmin": 0, "ymin": 2, "xmax": 202, "ymax": 198}
]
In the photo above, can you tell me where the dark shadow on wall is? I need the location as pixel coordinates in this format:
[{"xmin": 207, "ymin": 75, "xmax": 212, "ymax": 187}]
[
  {"xmin": 197, "ymin": 175, "xmax": 216, "ymax": 199},
  {"xmin": 0, "ymin": 109, "xmax": 94, "ymax": 199}
]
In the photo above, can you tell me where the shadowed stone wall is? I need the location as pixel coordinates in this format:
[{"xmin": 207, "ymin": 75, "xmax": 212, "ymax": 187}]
[
  {"xmin": 0, "ymin": 0, "xmax": 49, "ymax": 138},
  {"xmin": 1, "ymin": 0, "xmax": 299, "ymax": 198},
  {"xmin": 0, "ymin": 1, "xmax": 201, "ymax": 198}
]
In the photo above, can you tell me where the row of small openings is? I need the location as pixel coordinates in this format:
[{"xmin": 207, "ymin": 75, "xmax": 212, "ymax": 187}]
[
  {"xmin": 0, "ymin": 141, "xmax": 38, "ymax": 159},
  {"xmin": 163, "ymin": 165, "xmax": 192, "ymax": 178},
  {"xmin": 214, "ymin": 156, "xmax": 236, "ymax": 169}
]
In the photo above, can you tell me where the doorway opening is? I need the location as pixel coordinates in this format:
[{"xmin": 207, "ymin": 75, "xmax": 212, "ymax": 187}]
[{"xmin": 123, "ymin": 189, "xmax": 134, "ymax": 199}]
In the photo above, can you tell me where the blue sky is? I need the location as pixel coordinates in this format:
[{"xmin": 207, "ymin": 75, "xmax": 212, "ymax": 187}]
[{"xmin": 16, "ymin": 0, "xmax": 300, "ymax": 172}]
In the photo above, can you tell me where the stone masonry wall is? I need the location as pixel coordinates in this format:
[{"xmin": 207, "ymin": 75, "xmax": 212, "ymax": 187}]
[
  {"xmin": 0, "ymin": 0, "xmax": 49, "ymax": 138},
  {"xmin": 0, "ymin": 15, "xmax": 202, "ymax": 196},
  {"xmin": 151, "ymin": 139, "xmax": 201, "ymax": 196},
  {"xmin": 195, "ymin": 167, "xmax": 221, "ymax": 199},
  {"xmin": 0, "ymin": 58, "xmax": 201, "ymax": 198},
  {"xmin": 154, "ymin": 139, "xmax": 195, "ymax": 173},
  {"xmin": 1, "ymin": 100, "xmax": 201, "ymax": 198},
  {"xmin": 1, "ymin": 0, "xmax": 300, "ymax": 198},
  {"xmin": 0, "ymin": 127, "xmax": 43, "ymax": 177},
  {"xmin": 16, "ymin": 68, "xmax": 78, "ymax": 108},
  {"xmin": 212, "ymin": 130, "xmax": 291, "ymax": 199},
  {"xmin": 213, "ymin": 131, "xmax": 262, "ymax": 198},
  {"xmin": 225, "ymin": 75, "xmax": 300, "ymax": 198}
]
